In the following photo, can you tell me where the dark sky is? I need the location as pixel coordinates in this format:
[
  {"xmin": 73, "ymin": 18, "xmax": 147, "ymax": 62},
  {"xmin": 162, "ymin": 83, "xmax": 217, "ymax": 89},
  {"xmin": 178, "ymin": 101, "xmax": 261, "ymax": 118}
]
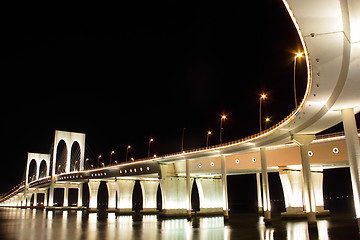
[{"xmin": 0, "ymin": 1, "xmax": 310, "ymax": 194}]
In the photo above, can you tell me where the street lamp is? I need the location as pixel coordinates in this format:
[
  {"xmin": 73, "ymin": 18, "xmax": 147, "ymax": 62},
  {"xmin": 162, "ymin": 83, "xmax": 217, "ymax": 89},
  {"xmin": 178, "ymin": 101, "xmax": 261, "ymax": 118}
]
[
  {"xmin": 206, "ymin": 131, "xmax": 212, "ymax": 147},
  {"xmin": 220, "ymin": 115, "xmax": 226, "ymax": 144},
  {"xmin": 265, "ymin": 117, "xmax": 270, "ymax": 129},
  {"xmin": 125, "ymin": 145, "xmax": 131, "ymax": 162},
  {"xmin": 148, "ymin": 138, "xmax": 154, "ymax": 158},
  {"xmin": 294, "ymin": 52, "xmax": 303, "ymax": 108},
  {"xmin": 74, "ymin": 161, "xmax": 78, "ymax": 171},
  {"xmin": 109, "ymin": 151, "xmax": 115, "ymax": 165},
  {"xmin": 97, "ymin": 155, "xmax": 102, "ymax": 168},
  {"xmin": 259, "ymin": 94, "xmax": 267, "ymax": 132}
]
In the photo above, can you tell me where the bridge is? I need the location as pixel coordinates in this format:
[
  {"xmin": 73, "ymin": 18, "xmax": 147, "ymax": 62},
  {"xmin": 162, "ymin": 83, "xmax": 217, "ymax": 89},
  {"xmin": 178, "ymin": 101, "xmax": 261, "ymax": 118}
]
[{"xmin": 1, "ymin": 0, "xmax": 360, "ymax": 231}]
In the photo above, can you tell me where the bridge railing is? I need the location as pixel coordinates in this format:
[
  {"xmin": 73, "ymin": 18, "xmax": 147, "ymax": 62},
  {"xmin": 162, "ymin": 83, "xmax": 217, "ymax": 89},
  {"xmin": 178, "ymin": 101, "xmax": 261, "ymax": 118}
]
[{"xmin": 131, "ymin": 109, "xmax": 300, "ymax": 161}]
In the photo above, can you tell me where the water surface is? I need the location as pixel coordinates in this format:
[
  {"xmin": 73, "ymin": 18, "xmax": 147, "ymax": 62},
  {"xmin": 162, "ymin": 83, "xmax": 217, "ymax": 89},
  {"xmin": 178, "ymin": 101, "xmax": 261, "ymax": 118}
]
[{"xmin": 0, "ymin": 208, "xmax": 358, "ymax": 239}]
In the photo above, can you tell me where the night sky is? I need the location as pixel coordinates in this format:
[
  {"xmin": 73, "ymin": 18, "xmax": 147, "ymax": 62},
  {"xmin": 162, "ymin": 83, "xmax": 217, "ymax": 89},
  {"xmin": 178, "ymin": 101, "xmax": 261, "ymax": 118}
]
[{"xmin": 0, "ymin": 1, "xmax": 336, "ymax": 194}]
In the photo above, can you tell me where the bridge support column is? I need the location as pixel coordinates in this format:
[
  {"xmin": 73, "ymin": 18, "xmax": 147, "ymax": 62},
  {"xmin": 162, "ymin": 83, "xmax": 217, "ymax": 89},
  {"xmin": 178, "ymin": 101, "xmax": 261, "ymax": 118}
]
[
  {"xmin": 77, "ymin": 184, "xmax": 83, "ymax": 208},
  {"xmin": 106, "ymin": 180, "xmax": 117, "ymax": 212},
  {"xmin": 256, "ymin": 173, "xmax": 263, "ymax": 213},
  {"xmin": 260, "ymin": 147, "xmax": 271, "ymax": 223},
  {"xmin": 48, "ymin": 179, "xmax": 55, "ymax": 207},
  {"xmin": 63, "ymin": 185, "xmax": 69, "ymax": 208},
  {"xmin": 159, "ymin": 176, "xmax": 188, "ymax": 217},
  {"xmin": 221, "ymin": 155, "xmax": 229, "ymax": 220},
  {"xmin": 44, "ymin": 190, "xmax": 48, "ymax": 207},
  {"xmin": 33, "ymin": 191, "xmax": 38, "ymax": 207},
  {"xmin": 342, "ymin": 108, "xmax": 360, "ymax": 230},
  {"xmin": 88, "ymin": 180, "xmax": 100, "ymax": 212},
  {"xmin": 186, "ymin": 159, "xmax": 191, "ymax": 218},
  {"xmin": 21, "ymin": 194, "xmax": 26, "ymax": 207},
  {"xmin": 292, "ymin": 134, "xmax": 316, "ymax": 225},
  {"xmin": 280, "ymin": 170, "xmax": 304, "ymax": 216},
  {"xmin": 140, "ymin": 180, "xmax": 159, "ymax": 214},
  {"xmin": 196, "ymin": 178, "xmax": 223, "ymax": 215},
  {"xmin": 116, "ymin": 179, "xmax": 135, "ymax": 214},
  {"xmin": 25, "ymin": 193, "xmax": 32, "ymax": 207}
]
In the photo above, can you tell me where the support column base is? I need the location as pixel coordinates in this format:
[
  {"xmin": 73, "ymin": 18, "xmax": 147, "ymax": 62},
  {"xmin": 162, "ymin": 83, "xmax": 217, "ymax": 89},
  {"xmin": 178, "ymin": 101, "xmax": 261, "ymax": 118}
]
[
  {"xmin": 264, "ymin": 211, "xmax": 271, "ymax": 225},
  {"xmin": 307, "ymin": 212, "xmax": 318, "ymax": 233},
  {"xmin": 106, "ymin": 208, "xmax": 117, "ymax": 212},
  {"xmin": 197, "ymin": 208, "xmax": 223, "ymax": 216},
  {"xmin": 141, "ymin": 208, "xmax": 159, "ymax": 214},
  {"xmin": 115, "ymin": 208, "xmax": 134, "ymax": 215},
  {"xmin": 223, "ymin": 210, "xmax": 229, "ymax": 222},
  {"xmin": 281, "ymin": 207, "xmax": 330, "ymax": 219},
  {"xmin": 158, "ymin": 209, "xmax": 188, "ymax": 219},
  {"xmin": 87, "ymin": 208, "xmax": 99, "ymax": 213},
  {"xmin": 307, "ymin": 212, "xmax": 316, "ymax": 223}
]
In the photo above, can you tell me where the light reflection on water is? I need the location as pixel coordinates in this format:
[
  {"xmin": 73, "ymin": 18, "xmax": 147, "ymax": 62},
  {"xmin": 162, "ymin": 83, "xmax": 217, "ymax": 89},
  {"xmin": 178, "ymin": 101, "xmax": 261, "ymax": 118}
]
[{"xmin": 0, "ymin": 208, "xmax": 357, "ymax": 240}]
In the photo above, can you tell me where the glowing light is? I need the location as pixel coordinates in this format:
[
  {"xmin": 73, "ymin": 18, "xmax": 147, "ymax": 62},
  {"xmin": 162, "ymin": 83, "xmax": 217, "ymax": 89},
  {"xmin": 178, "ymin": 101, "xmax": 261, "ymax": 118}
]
[
  {"xmin": 295, "ymin": 52, "xmax": 303, "ymax": 58},
  {"xmin": 221, "ymin": 115, "xmax": 227, "ymax": 120},
  {"xmin": 207, "ymin": 131, "xmax": 212, "ymax": 135},
  {"xmin": 260, "ymin": 94, "xmax": 267, "ymax": 99},
  {"xmin": 333, "ymin": 147, "xmax": 339, "ymax": 154}
]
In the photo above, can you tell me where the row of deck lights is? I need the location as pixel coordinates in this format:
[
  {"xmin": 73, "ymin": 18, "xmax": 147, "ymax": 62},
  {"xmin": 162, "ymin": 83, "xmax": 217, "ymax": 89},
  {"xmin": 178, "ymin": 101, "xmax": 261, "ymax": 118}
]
[
  {"xmin": 59, "ymin": 174, "xmax": 83, "ymax": 180},
  {"xmin": 196, "ymin": 147, "xmax": 340, "ymax": 168}
]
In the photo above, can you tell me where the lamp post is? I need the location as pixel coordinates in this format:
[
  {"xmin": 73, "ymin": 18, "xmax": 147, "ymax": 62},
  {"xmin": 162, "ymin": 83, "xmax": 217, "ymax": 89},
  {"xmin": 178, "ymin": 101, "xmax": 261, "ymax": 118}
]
[
  {"xmin": 220, "ymin": 115, "xmax": 226, "ymax": 144},
  {"xmin": 125, "ymin": 145, "xmax": 131, "ymax": 162},
  {"xmin": 109, "ymin": 151, "xmax": 115, "ymax": 165},
  {"xmin": 294, "ymin": 52, "xmax": 303, "ymax": 108},
  {"xmin": 181, "ymin": 128, "xmax": 186, "ymax": 152},
  {"xmin": 259, "ymin": 94, "xmax": 267, "ymax": 132},
  {"xmin": 97, "ymin": 155, "xmax": 102, "ymax": 168},
  {"xmin": 148, "ymin": 138, "xmax": 154, "ymax": 158},
  {"xmin": 206, "ymin": 131, "xmax": 212, "ymax": 147}
]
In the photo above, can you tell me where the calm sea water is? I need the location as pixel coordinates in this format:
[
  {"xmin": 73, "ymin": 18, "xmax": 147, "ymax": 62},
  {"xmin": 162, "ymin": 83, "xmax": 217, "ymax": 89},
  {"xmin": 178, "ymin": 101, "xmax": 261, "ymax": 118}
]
[{"xmin": 0, "ymin": 208, "xmax": 358, "ymax": 240}]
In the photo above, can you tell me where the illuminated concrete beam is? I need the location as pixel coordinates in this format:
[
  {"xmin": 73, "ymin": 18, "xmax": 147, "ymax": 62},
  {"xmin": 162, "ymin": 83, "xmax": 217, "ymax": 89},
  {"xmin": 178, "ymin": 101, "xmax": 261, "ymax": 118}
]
[
  {"xmin": 63, "ymin": 184, "xmax": 69, "ymax": 207},
  {"xmin": 221, "ymin": 155, "xmax": 229, "ymax": 219},
  {"xmin": 256, "ymin": 173, "xmax": 263, "ymax": 213},
  {"xmin": 140, "ymin": 180, "xmax": 159, "ymax": 213},
  {"xmin": 342, "ymin": 108, "xmax": 360, "ymax": 229},
  {"xmin": 260, "ymin": 148, "xmax": 271, "ymax": 222},
  {"xmin": 77, "ymin": 184, "xmax": 82, "ymax": 208},
  {"xmin": 116, "ymin": 179, "xmax": 135, "ymax": 214},
  {"xmin": 33, "ymin": 191, "xmax": 38, "ymax": 207},
  {"xmin": 186, "ymin": 159, "xmax": 191, "ymax": 218},
  {"xmin": 196, "ymin": 178, "xmax": 223, "ymax": 214}
]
